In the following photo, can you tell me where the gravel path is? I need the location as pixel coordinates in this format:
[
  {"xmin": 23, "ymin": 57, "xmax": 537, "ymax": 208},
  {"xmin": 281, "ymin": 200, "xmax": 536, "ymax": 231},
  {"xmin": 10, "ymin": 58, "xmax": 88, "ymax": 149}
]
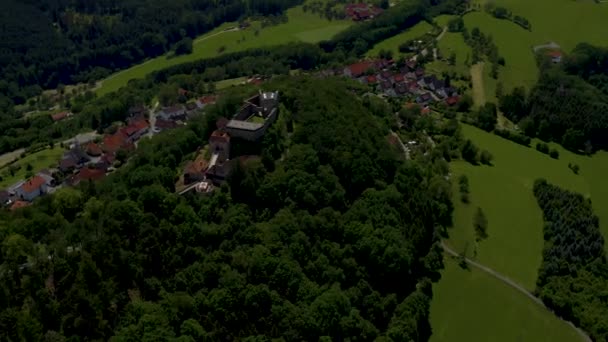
[{"xmin": 441, "ymin": 241, "xmax": 591, "ymax": 342}]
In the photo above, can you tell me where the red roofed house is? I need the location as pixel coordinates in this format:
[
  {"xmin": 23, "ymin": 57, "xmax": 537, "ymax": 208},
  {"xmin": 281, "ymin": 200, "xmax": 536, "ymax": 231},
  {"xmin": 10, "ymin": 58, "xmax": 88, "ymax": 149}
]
[
  {"xmin": 52, "ymin": 112, "xmax": 71, "ymax": 122},
  {"xmin": 85, "ymin": 142, "xmax": 103, "ymax": 157},
  {"xmin": 445, "ymin": 95, "xmax": 460, "ymax": 106},
  {"xmin": 548, "ymin": 50, "xmax": 562, "ymax": 63},
  {"xmin": 367, "ymin": 75, "xmax": 378, "ymax": 84},
  {"xmin": 120, "ymin": 119, "xmax": 149, "ymax": 143},
  {"xmin": 102, "ymin": 132, "xmax": 132, "ymax": 154},
  {"xmin": 344, "ymin": 61, "xmax": 374, "ymax": 78},
  {"xmin": 10, "ymin": 200, "xmax": 31, "ymax": 211},
  {"xmin": 16, "ymin": 175, "xmax": 47, "ymax": 201},
  {"xmin": 393, "ymin": 74, "xmax": 405, "ymax": 83},
  {"xmin": 74, "ymin": 167, "xmax": 106, "ymax": 185},
  {"xmin": 196, "ymin": 95, "xmax": 218, "ymax": 109}
]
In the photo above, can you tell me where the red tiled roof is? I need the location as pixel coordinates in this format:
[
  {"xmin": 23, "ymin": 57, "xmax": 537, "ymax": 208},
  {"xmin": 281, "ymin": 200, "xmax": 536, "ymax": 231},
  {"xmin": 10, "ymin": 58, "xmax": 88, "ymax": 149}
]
[
  {"xmin": 210, "ymin": 130, "xmax": 230, "ymax": 144},
  {"xmin": 547, "ymin": 51, "xmax": 562, "ymax": 57},
  {"xmin": 86, "ymin": 142, "xmax": 103, "ymax": 156},
  {"xmin": 199, "ymin": 95, "xmax": 217, "ymax": 104},
  {"xmin": 421, "ymin": 107, "xmax": 431, "ymax": 115},
  {"xmin": 394, "ymin": 74, "xmax": 404, "ymax": 82},
  {"xmin": 367, "ymin": 75, "xmax": 378, "ymax": 84},
  {"xmin": 102, "ymin": 132, "xmax": 129, "ymax": 154},
  {"xmin": 120, "ymin": 119, "xmax": 148, "ymax": 137},
  {"xmin": 348, "ymin": 61, "xmax": 374, "ymax": 77},
  {"xmin": 22, "ymin": 176, "xmax": 46, "ymax": 193},
  {"xmin": 10, "ymin": 200, "xmax": 31, "ymax": 211},
  {"xmin": 76, "ymin": 168, "xmax": 106, "ymax": 182},
  {"xmin": 446, "ymin": 95, "xmax": 460, "ymax": 106},
  {"xmin": 52, "ymin": 112, "xmax": 69, "ymax": 122}
]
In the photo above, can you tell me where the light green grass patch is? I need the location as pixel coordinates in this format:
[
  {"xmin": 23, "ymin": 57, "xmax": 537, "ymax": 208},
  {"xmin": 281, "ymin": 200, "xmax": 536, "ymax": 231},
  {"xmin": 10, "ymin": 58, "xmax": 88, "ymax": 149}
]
[
  {"xmin": 216, "ymin": 77, "xmax": 247, "ymax": 90},
  {"xmin": 97, "ymin": 7, "xmax": 351, "ymax": 96},
  {"xmin": 434, "ymin": 14, "xmax": 455, "ymax": 27},
  {"xmin": 365, "ymin": 21, "xmax": 434, "ymax": 57},
  {"xmin": 448, "ymin": 124, "xmax": 590, "ymax": 289},
  {"xmin": 464, "ymin": 12, "xmax": 538, "ymax": 92},
  {"xmin": 430, "ymin": 257, "xmax": 585, "ymax": 342},
  {"xmin": 472, "ymin": 0, "xmax": 608, "ymax": 51},
  {"xmin": 0, "ymin": 147, "xmax": 64, "ymax": 188}
]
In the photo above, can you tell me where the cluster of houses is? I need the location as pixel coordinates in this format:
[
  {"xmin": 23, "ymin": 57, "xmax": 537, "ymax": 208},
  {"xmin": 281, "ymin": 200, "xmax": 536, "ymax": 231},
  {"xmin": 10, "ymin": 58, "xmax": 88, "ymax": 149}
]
[
  {"xmin": 1, "ymin": 114, "xmax": 151, "ymax": 210},
  {"xmin": 155, "ymin": 94, "xmax": 217, "ymax": 132},
  {"xmin": 345, "ymin": 3, "xmax": 383, "ymax": 21},
  {"xmin": 180, "ymin": 90, "xmax": 279, "ymax": 195},
  {"xmin": 339, "ymin": 59, "xmax": 461, "ymax": 107}
]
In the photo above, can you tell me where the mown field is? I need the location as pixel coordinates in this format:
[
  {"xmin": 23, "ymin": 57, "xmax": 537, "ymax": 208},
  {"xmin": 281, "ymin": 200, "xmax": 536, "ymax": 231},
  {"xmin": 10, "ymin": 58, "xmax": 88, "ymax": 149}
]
[
  {"xmin": 365, "ymin": 21, "xmax": 434, "ymax": 57},
  {"xmin": 0, "ymin": 147, "xmax": 64, "ymax": 188},
  {"xmin": 430, "ymin": 257, "xmax": 584, "ymax": 342},
  {"xmin": 473, "ymin": 0, "xmax": 608, "ymax": 51},
  {"xmin": 97, "ymin": 7, "xmax": 351, "ymax": 96}
]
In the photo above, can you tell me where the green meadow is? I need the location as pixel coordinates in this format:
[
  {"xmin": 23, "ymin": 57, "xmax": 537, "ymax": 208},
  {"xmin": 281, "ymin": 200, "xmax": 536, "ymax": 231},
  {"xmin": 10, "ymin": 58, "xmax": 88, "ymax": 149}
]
[
  {"xmin": 97, "ymin": 7, "xmax": 351, "ymax": 96},
  {"xmin": 0, "ymin": 147, "xmax": 64, "ymax": 188},
  {"xmin": 447, "ymin": 124, "xmax": 608, "ymax": 289},
  {"xmin": 430, "ymin": 257, "xmax": 584, "ymax": 342},
  {"xmin": 474, "ymin": 0, "xmax": 608, "ymax": 51},
  {"xmin": 463, "ymin": 12, "xmax": 538, "ymax": 92},
  {"xmin": 365, "ymin": 21, "xmax": 434, "ymax": 57}
]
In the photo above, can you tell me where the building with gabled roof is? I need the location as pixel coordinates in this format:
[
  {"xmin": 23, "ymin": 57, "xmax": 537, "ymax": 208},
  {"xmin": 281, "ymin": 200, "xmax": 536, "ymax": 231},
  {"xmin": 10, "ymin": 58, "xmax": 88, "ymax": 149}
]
[{"xmin": 16, "ymin": 175, "xmax": 47, "ymax": 201}]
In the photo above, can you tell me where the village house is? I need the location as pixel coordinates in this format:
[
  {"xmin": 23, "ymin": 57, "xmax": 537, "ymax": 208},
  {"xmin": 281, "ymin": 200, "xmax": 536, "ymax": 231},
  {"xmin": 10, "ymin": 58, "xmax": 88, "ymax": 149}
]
[
  {"xmin": 416, "ymin": 92, "xmax": 433, "ymax": 105},
  {"xmin": 196, "ymin": 95, "xmax": 217, "ymax": 109},
  {"xmin": 120, "ymin": 118, "xmax": 149, "ymax": 143},
  {"xmin": 16, "ymin": 175, "xmax": 47, "ymax": 201},
  {"xmin": 548, "ymin": 50, "xmax": 562, "ymax": 63},
  {"xmin": 60, "ymin": 146, "xmax": 90, "ymax": 172},
  {"xmin": 102, "ymin": 132, "xmax": 133, "ymax": 155},
  {"xmin": 344, "ymin": 61, "xmax": 375, "ymax": 78},
  {"xmin": 72, "ymin": 167, "xmax": 106, "ymax": 186},
  {"xmin": 158, "ymin": 105, "xmax": 186, "ymax": 120},
  {"xmin": 345, "ymin": 3, "xmax": 382, "ymax": 21},
  {"xmin": 85, "ymin": 142, "xmax": 103, "ymax": 157},
  {"xmin": 51, "ymin": 111, "xmax": 71, "ymax": 122}
]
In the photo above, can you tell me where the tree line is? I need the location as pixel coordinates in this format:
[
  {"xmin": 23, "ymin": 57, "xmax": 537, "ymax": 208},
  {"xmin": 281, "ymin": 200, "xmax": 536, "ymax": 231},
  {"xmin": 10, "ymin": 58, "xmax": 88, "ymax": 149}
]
[
  {"xmin": 0, "ymin": 77, "xmax": 454, "ymax": 341},
  {"xmin": 533, "ymin": 180, "xmax": 608, "ymax": 341}
]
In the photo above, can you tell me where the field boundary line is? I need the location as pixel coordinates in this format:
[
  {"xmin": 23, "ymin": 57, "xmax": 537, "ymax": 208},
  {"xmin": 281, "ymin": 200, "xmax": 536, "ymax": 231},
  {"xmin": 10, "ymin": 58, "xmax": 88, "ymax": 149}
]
[{"xmin": 441, "ymin": 241, "xmax": 592, "ymax": 342}]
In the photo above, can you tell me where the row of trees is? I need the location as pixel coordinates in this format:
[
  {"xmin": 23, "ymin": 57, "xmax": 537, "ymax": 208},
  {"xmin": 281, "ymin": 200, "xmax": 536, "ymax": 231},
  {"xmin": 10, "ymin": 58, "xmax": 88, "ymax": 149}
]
[
  {"xmin": 533, "ymin": 180, "xmax": 608, "ymax": 341},
  {"xmin": 0, "ymin": 77, "xmax": 454, "ymax": 340}
]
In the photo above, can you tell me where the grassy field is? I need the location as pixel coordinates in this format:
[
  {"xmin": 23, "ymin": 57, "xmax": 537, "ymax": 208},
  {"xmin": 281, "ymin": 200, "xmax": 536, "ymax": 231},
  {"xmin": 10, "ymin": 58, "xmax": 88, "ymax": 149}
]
[
  {"xmin": 0, "ymin": 147, "xmax": 64, "ymax": 188},
  {"xmin": 365, "ymin": 21, "xmax": 434, "ymax": 57},
  {"xmin": 430, "ymin": 257, "xmax": 585, "ymax": 342},
  {"xmin": 464, "ymin": 12, "xmax": 538, "ymax": 92},
  {"xmin": 215, "ymin": 77, "xmax": 247, "ymax": 90},
  {"xmin": 472, "ymin": 0, "xmax": 608, "ymax": 51},
  {"xmin": 97, "ymin": 7, "xmax": 351, "ymax": 96}
]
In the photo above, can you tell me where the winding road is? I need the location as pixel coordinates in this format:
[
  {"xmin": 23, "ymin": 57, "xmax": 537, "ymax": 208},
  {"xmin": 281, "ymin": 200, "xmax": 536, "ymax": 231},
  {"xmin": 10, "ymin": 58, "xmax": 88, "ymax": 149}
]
[{"xmin": 441, "ymin": 241, "xmax": 591, "ymax": 342}]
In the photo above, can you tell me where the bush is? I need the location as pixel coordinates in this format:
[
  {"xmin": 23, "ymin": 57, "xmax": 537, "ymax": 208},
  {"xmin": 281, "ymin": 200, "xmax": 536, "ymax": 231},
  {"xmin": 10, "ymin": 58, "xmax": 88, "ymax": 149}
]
[
  {"xmin": 480, "ymin": 150, "xmax": 493, "ymax": 165},
  {"xmin": 568, "ymin": 163, "xmax": 580, "ymax": 175},
  {"xmin": 536, "ymin": 142, "xmax": 550, "ymax": 154},
  {"xmin": 549, "ymin": 149, "xmax": 559, "ymax": 159}
]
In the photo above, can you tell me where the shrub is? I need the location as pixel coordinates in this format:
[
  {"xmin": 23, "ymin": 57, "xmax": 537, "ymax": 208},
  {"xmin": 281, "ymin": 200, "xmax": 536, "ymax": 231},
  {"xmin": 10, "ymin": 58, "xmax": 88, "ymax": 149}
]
[
  {"xmin": 494, "ymin": 129, "xmax": 531, "ymax": 147},
  {"xmin": 480, "ymin": 150, "xmax": 493, "ymax": 165},
  {"xmin": 536, "ymin": 142, "xmax": 550, "ymax": 154}
]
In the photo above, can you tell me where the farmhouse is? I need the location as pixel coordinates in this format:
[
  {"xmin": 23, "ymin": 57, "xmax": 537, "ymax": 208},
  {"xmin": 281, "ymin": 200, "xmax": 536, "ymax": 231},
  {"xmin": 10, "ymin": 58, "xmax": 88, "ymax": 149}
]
[
  {"xmin": 225, "ymin": 91, "xmax": 279, "ymax": 141},
  {"xmin": 16, "ymin": 175, "xmax": 47, "ymax": 201},
  {"xmin": 52, "ymin": 111, "xmax": 71, "ymax": 122},
  {"xmin": 158, "ymin": 105, "xmax": 186, "ymax": 120}
]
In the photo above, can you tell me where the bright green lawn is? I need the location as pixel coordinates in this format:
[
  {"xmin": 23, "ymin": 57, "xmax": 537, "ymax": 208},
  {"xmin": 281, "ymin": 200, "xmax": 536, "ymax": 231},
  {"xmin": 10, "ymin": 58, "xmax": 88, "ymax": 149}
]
[
  {"xmin": 434, "ymin": 14, "xmax": 455, "ymax": 27},
  {"xmin": 464, "ymin": 12, "xmax": 538, "ymax": 92},
  {"xmin": 430, "ymin": 257, "xmax": 584, "ymax": 342},
  {"xmin": 215, "ymin": 77, "xmax": 247, "ymax": 90},
  {"xmin": 448, "ymin": 124, "xmax": 608, "ymax": 289},
  {"xmin": 473, "ymin": 0, "xmax": 608, "ymax": 51},
  {"xmin": 97, "ymin": 7, "xmax": 351, "ymax": 96},
  {"xmin": 365, "ymin": 21, "xmax": 434, "ymax": 57},
  {"xmin": 0, "ymin": 147, "xmax": 64, "ymax": 188},
  {"xmin": 428, "ymin": 32, "xmax": 471, "ymax": 77}
]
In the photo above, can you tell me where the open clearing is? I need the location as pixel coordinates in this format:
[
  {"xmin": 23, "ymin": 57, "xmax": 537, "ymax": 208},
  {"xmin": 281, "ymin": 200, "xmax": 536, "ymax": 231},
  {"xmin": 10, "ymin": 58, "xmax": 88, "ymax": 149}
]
[
  {"xmin": 470, "ymin": 63, "xmax": 485, "ymax": 106},
  {"xmin": 97, "ymin": 7, "xmax": 351, "ymax": 96},
  {"xmin": 473, "ymin": 0, "xmax": 608, "ymax": 51},
  {"xmin": 0, "ymin": 147, "xmax": 64, "ymax": 188},
  {"xmin": 365, "ymin": 21, "xmax": 434, "ymax": 57},
  {"xmin": 430, "ymin": 257, "xmax": 585, "ymax": 342}
]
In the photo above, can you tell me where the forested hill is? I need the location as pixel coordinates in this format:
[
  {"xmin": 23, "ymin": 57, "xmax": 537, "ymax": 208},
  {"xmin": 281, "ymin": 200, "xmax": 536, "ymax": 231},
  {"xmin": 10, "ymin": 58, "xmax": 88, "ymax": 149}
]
[
  {"xmin": 0, "ymin": 77, "xmax": 452, "ymax": 340},
  {"xmin": 0, "ymin": 0, "xmax": 301, "ymax": 105}
]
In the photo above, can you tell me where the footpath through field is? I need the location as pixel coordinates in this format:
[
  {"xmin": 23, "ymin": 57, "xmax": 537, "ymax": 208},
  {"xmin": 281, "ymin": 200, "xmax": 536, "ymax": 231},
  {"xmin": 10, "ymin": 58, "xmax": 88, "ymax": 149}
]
[{"xmin": 441, "ymin": 241, "xmax": 591, "ymax": 342}]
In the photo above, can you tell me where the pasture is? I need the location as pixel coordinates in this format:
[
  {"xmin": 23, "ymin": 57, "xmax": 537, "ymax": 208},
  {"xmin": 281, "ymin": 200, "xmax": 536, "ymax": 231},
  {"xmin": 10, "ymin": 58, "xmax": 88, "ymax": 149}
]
[
  {"xmin": 463, "ymin": 12, "xmax": 538, "ymax": 92},
  {"xmin": 97, "ymin": 7, "xmax": 351, "ymax": 96},
  {"xmin": 430, "ymin": 257, "xmax": 585, "ymax": 342},
  {"xmin": 472, "ymin": 0, "xmax": 608, "ymax": 51},
  {"xmin": 365, "ymin": 21, "xmax": 434, "ymax": 57},
  {"xmin": 0, "ymin": 147, "xmax": 64, "ymax": 188}
]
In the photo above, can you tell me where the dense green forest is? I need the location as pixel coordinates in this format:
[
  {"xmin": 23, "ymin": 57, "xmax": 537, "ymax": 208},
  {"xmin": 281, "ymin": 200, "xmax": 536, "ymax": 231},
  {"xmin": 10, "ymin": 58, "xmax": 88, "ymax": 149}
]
[
  {"xmin": 500, "ymin": 43, "xmax": 608, "ymax": 152},
  {"xmin": 533, "ymin": 180, "xmax": 608, "ymax": 341},
  {"xmin": 0, "ymin": 0, "xmax": 303, "ymax": 106},
  {"xmin": 0, "ymin": 77, "xmax": 453, "ymax": 340}
]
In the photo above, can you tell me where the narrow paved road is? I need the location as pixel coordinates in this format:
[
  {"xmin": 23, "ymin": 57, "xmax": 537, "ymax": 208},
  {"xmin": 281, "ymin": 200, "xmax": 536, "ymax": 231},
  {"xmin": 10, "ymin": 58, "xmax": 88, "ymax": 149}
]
[{"xmin": 441, "ymin": 241, "xmax": 591, "ymax": 342}]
